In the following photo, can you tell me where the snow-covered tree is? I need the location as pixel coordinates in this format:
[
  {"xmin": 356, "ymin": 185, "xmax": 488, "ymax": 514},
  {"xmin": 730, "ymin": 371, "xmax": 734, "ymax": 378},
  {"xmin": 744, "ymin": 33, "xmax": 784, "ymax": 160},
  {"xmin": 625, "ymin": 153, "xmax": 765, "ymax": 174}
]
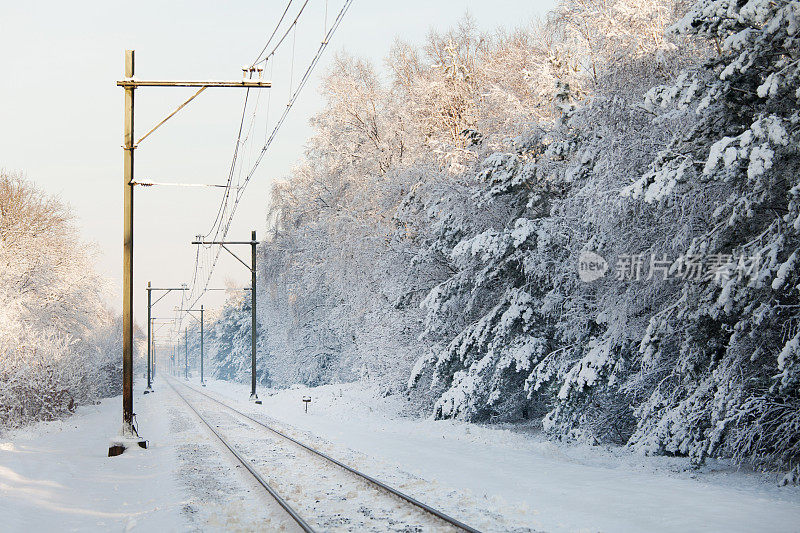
[
  {"xmin": 621, "ymin": 0, "xmax": 800, "ymax": 478},
  {"xmin": 0, "ymin": 172, "xmax": 124, "ymax": 431},
  {"xmin": 210, "ymin": 0, "xmax": 799, "ymax": 480},
  {"xmin": 204, "ymin": 291, "xmax": 270, "ymax": 385}
]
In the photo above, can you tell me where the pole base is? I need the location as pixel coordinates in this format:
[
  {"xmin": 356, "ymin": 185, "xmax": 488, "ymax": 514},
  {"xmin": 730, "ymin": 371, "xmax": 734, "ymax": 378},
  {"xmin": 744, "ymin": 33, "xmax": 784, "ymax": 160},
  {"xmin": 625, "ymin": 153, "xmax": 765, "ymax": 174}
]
[
  {"xmin": 108, "ymin": 436, "xmax": 147, "ymax": 457},
  {"xmin": 108, "ymin": 422, "xmax": 147, "ymax": 456},
  {"xmin": 201, "ymin": 381, "xmax": 206, "ymax": 387},
  {"xmin": 250, "ymin": 393, "xmax": 262, "ymax": 405},
  {"xmin": 143, "ymin": 387, "xmax": 154, "ymax": 395}
]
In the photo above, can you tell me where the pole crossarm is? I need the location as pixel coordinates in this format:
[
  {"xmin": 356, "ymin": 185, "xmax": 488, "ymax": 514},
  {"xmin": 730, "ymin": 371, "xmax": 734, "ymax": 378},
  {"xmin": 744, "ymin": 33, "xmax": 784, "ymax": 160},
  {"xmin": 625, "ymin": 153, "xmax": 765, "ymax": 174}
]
[
  {"xmin": 192, "ymin": 240, "xmax": 259, "ymax": 272},
  {"xmin": 151, "ymin": 286, "xmax": 188, "ymax": 306},
  {"xmin": 192, "ymin": 241, "xmax": 259, "ymax": 245},
  {"xmin": 176, "ymin": 308, "xmax": 202, "ymax": 323},
  {"xmin": 116, "ymin": 79, "xmax": 272, "ymax": 88},
  {"xmin": 153, "ymin": 322, "xmax": 177, "ymax": 334},
  {"xmin": 135, "ymin": 86, "xmax": 207, "ymax": 146}
]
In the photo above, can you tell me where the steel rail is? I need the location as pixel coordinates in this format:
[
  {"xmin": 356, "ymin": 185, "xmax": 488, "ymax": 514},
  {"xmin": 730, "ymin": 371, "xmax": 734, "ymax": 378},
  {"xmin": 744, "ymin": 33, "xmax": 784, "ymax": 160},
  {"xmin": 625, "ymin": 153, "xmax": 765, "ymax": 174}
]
[
  {"xmin": 173, "ymin": 379, "xmax": 482, "ymax": 533},
  {"xmin": 166, "ymin": 380, "xmax": 315, "ymax": 532}
]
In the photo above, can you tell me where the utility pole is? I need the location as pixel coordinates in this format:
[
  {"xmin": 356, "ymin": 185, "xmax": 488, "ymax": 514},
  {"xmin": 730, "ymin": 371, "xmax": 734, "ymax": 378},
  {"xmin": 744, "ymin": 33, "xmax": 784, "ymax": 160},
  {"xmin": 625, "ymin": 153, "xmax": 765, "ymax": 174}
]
[
  {"xmin": 152, "ymin": 335, "xmax": 157, "ymax": 379},
  {"xmin": 177, "ymin": 306, "xmax": 206, "ymax": 386},
  {"xmin": 177, "ymin": 289, "xmax": 243, "ymax": 386},
  {"xmin": 250, "ymin": 231, "xmax": 258, "ymax": 403},
  {"xmin": 192, "ymin": 232, "xmax": 262, "ymax": 403},
  {"xmin": 145, "ymin": 283, "xmax": 152, "ymax": 393},
  {"xmin": 110, "ymin": 50, "xmax": 270, "ymax": 456},
  {"xmin": 196, "ymin": 311, "xmax": 203, "ymax": 385},
  {"xmin": 144, "ymin": 284, "xmax": 188, "ymax": 393},
  {"xmin": 151, "ymin": 318, "xmax": 177, "ymax": 382},
  {"xmin": 109, "ymin": 50, "xmax": 142, "ymax": 458},
  {"xmin": 184, "ymin": 327, "xmax": 188, "ymax": 379}
]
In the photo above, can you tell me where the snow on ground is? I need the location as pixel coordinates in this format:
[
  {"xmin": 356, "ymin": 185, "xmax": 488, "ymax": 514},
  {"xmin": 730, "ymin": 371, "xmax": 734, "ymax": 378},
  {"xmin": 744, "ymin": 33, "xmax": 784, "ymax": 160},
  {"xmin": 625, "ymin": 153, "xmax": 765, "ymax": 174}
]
[
  {"xmin": 171, "ymin": 379, "xmax": 461, "ymax": 532},
  {"xmin": 163, "ymin": 382, "xmax": 302, "ymax": 532},
  {"xmin": 0, "ymin": 388, "xmax": 187, "ymax": 532},
  {"xmin": 2, "ymin": 375, "xmax": 799, "ymax": 532},
  {"xmin": 199, "ymin": 377, "xmax": 800, "ymax": 533},
  {"xmin": 0, "ymin": 381, "xmax": 292, "ymax": 532}
]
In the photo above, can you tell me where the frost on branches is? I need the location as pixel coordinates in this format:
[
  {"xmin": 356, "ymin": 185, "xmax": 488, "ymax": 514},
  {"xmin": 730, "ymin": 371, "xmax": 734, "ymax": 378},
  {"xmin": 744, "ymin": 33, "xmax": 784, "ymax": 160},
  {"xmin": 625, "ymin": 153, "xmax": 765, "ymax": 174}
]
[
  {"xmin": 411, "ymin": 0, "xmax": 799, "ymax": 478},
  {"xmin": 0, "ymin": 173, "xmax": 124, "ymax": 431},
  {"xmin": 211, "ymin": 0, "xmax": 799, "ymax": 479},
  {"xmin": 623, "ymin": 0, "xmax": 800, "ymax": 479},
  {"xmin": 198, "ymin": 291, "xmax": 270, "ymax": 386}
]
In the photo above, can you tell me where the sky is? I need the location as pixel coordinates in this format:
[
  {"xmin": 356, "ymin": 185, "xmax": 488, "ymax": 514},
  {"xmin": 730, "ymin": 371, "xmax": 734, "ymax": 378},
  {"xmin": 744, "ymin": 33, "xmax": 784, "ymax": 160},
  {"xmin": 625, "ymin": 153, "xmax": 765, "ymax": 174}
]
[{"xmin": 0, "ymin": 0, "xmax": 556, "ymax": 337}]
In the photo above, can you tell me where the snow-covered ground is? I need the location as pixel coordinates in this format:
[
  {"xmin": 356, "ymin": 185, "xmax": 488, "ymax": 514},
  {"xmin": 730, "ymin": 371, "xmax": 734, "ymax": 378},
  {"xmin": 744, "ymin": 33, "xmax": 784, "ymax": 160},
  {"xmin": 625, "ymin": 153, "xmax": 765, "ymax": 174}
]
[
  {"xmin": 200, "ymin": 378, "xmax": 800, "ymax": 533},
  {"xmin": 0, "ymin": 390, "xmax": 187, "ymax": 532},
  {"xmin": 0, "ymin": 382, "xmax": 296, "ymax": 532},
  {"xmin": 1, "ymin": 375, "xmax": 799, "ymax": 532}
]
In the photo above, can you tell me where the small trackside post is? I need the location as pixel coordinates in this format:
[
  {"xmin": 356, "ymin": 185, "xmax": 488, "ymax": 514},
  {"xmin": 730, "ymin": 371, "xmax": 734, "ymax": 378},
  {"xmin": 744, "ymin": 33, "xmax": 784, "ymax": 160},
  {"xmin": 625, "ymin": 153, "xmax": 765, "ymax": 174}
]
[
  {"xmin": 184, "ymin": 327, "xmax": 188, "ymax": 379},
  {"xmin": 145, "ymin": 282, "xmax": 153, "ymax": 393},
  {"xmin": 200, "ymin": 305, "xmax": 205, "ymax": 386},
  {"xmin": 250, "ymin": 230, "xmax": 260, "ymax": 404}
]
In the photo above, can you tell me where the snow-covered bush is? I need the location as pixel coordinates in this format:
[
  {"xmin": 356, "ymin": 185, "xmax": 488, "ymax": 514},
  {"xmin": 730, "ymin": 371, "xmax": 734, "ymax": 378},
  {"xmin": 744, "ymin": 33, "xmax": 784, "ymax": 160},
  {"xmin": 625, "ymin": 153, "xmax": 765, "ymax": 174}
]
[{"xmin": 0, "ymin": 172, "xmax": 121, "ymax": 431}]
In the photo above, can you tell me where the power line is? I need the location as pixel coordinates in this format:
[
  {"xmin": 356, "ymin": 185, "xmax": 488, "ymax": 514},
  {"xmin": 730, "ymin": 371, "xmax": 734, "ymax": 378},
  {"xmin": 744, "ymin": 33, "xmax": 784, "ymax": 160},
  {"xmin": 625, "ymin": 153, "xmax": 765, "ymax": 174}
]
[
  {"xmin": 229, "ymin": 0, "xmax": 355, "ymax": 219},
  {"xmin": 198, "ymin": 0, "xmax": 305, "ymax": 250},
  {"xmin": 187, "ymin": 0, "xmax": 355, "ymax": 310},
  {"xmin": 203, "ymin": 0, "xmax": 313, "ymax": 243},
  {"xmin": 253, "ymin": 0, "xmax": 312, "ymax": 68},
  {"xmin": 249, "ymin": 0, "xmax": 296, "ymax": 67}
]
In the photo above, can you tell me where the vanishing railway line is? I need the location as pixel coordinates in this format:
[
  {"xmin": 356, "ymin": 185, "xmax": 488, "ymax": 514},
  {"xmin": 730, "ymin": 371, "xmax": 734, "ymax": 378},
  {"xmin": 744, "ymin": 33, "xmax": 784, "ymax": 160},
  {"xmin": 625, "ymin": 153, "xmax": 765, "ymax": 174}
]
[{"xmin": 166, "ymin": 377, "xmax": 482, "ymax": 533}]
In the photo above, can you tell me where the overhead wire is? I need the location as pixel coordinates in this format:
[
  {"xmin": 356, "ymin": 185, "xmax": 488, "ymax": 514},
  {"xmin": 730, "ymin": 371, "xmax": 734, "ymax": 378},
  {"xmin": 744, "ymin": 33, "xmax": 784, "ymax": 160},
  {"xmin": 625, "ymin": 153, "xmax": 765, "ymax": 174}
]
[
  {"xmin": 249, "ymin": 0, "xmax": 296, "ymax": 67},
  {"xmin": 190, "ymin": 0, "xmax": 301, "ymax": 284},
  {"xmin": 252, "ymin": 0, "xmax": 312, "ymax": 68},
  {"xmin": 231, "ymin": 0, "xmax": 354, "ymax": 214},
  {"xmin": 229, "ymin": 0, "xmax": 355, "ymax": 215},
  {"xmin": 186, "ymin": 0, "xmax": 354, "ymax": 311},
  {"xmin": 198, "ymin": 0, "xmax": 313, "ymax": 250}
]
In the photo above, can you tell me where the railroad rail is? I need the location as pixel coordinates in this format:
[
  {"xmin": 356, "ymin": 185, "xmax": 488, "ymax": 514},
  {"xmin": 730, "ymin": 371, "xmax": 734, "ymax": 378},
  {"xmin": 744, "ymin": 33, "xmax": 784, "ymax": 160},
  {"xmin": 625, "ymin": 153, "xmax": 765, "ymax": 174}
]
[
  {"xmin": 168, "ymin": 379, "xmax": 314, "ymax": 532},
  {"xmin": 167, "ymin": 377, "xmax": 482, "ymax": 533}
]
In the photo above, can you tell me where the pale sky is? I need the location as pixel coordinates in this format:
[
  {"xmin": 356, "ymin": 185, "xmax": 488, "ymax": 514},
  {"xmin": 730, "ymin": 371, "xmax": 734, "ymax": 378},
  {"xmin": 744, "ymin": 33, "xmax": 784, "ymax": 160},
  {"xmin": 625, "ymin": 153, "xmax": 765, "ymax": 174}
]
[{"xmin": 0, "ymin": 0, "xmax": 556, "ymax": 335}]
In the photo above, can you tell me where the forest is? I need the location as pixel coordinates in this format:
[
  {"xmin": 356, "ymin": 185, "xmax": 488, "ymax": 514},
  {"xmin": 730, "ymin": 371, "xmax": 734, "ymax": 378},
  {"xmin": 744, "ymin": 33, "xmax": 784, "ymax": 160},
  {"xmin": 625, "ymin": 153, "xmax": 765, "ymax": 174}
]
[
  {"xmin": 195, "ymin": 0, "xmax": 800, "ymax": 482},
  {"xmin": 0, "ymin": 173, "xmax": 124, "ymax": 429},
  {"xmin": 2, "ymin": 0, "xmax": 798, "ymax": 484}
]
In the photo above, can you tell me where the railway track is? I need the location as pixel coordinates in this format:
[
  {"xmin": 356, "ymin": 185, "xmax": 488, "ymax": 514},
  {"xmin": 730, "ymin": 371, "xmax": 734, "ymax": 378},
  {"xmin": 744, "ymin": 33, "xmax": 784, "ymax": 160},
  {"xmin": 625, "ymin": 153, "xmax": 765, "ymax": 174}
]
[{"xmin": 166, "ymin": 377, "xmax": 482, "ymax": 533}]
